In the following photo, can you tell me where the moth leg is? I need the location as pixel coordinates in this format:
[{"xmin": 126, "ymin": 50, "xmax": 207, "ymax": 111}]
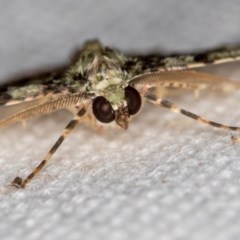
[
  {"xmin": 144, "ymin": 92, "xmax": 240, "ymax": 133},
  {"xmin": 11, "ymin": 107, "xmax": 87, "ymax": 188},
  {"xmin": 231, "ymin": 135, "xmax": 240, "ymax": 144},
  {"xmin": 21, "ymin": 120, "xmax": 27, "ymax": 130},
  {"xmin": 194, "ymin": 89, "xmax": 199, "ymax": 100}
]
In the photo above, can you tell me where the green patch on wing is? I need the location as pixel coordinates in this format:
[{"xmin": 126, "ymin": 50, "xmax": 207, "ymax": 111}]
[{"xmin": 7, "ymin": 84, "xmax": 44, "ymax": 100}]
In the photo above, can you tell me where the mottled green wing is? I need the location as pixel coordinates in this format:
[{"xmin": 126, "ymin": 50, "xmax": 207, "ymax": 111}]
[
  {"xmin": 0, "ymin": 65, "xmax": 71, "ymax": 106},
  {"xmin": 133, "ymin": 46, "xmax": 240, "ymax": 73}
]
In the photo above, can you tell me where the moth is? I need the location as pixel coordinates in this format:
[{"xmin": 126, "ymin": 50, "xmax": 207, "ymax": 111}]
[{"xmin": 1, "ymin": 40, "xmax": 240, "ymax": 188}]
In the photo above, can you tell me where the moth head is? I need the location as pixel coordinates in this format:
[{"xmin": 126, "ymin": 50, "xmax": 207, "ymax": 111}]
[{"xmin": 92, "ymin": 86, "xmax": 142, "ymax": 129}]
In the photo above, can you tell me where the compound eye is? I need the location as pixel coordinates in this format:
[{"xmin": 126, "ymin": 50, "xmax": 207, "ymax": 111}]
[
  {"xmin": 125, "ymin": 86, "xmax": 142, "ymax": 115},
  {"xmin": 92, "ymin": 96, "xmax": 115, "ymax": 123}
]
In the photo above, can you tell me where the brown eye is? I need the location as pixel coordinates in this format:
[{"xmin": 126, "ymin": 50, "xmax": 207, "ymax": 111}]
[
  {"xmin": 125, "ymin": 86, "xmax": 142, "ymax": 115},
  {"xmin": 92, "ymin": 96, "xmax": 115, "ymax": 123}
]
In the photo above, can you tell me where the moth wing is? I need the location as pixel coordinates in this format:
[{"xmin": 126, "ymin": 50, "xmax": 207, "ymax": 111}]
[
  {"xmin": 0, "ymin": 64, "xmax": 71, "ymax": 106},
  {"xmin": 134, "ymin": 47, "xmax": 240, "ymax": 72}
]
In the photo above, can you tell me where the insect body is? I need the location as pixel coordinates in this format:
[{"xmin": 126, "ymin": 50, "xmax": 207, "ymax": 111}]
[{"xmin": 1, "ymin": 40, "xmax": 240, "ymax": 188}]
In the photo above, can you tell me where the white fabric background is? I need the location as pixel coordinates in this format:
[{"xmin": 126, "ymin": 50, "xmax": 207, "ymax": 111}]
[{"xmin": 1, "ymin": 1, "xmax": 240, "ymax": 240}]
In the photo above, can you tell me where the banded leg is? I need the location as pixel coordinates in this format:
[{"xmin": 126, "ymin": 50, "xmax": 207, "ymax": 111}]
[
  {"xmin": 144, "ymin": 92, "xmax": 240, "ymax": 132},
  {"xmin": 12, "ymin": 107, "xmax": 87, "ymax": 188}
]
